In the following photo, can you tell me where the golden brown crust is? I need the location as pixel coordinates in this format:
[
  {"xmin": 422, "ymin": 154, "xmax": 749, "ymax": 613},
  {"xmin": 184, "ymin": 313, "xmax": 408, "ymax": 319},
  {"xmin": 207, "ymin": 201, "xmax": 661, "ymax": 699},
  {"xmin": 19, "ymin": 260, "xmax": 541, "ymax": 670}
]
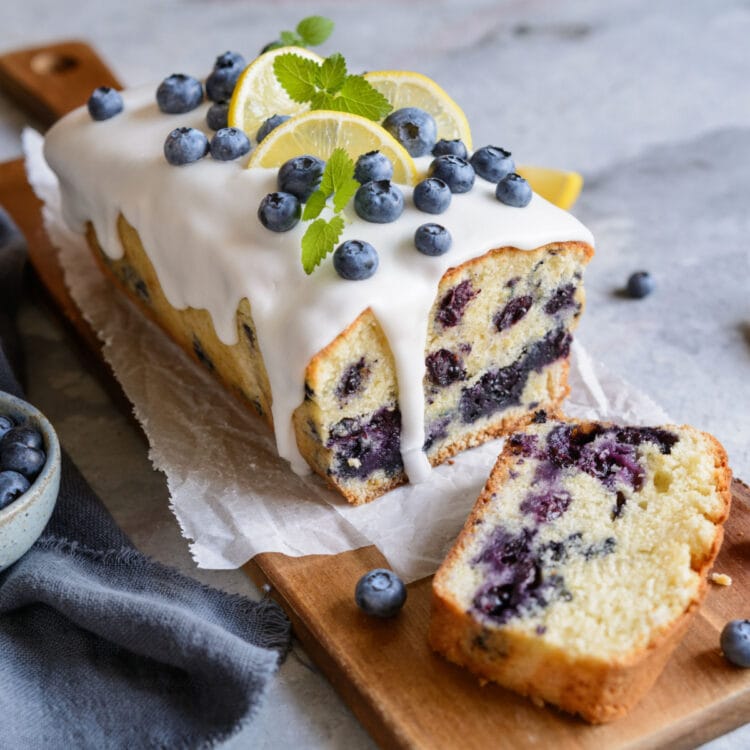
[{"xmin": 429, "ymin": 421, "xmax": 733, "ymax": 723}]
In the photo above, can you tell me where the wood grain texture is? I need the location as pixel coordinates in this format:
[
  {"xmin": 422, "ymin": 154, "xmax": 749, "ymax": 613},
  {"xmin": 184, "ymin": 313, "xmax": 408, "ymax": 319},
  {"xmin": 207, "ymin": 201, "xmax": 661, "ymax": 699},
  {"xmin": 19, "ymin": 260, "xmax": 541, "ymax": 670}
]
[{"xmin": 3, "ymin": 40, "xmax": 749, "ymax": 750}]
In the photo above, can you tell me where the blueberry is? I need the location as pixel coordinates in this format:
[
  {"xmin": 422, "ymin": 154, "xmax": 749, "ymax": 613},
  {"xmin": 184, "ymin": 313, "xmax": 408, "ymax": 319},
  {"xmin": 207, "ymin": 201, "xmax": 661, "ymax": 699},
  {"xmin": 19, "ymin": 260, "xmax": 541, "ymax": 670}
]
[
  {"xmin": 432, "ymin": 138, "xmax": 468, "ymax": 159},
  {"xmin": 354, "ymin": 568, "xmax": 407, "ymax": 618},
  {"xmin": 0, "ymin": 415, "xmax": 14, "ymax": 441},
  {"xmin": 428, "ymin": 155, "xmax": 475, "ymax": 194},
  {"xmin": 277, "ymin": 155, "xmax": 325, "ymax": 201},
  {"xmin": 382, "ymin": 107, "xmax": 437, "ymax": 157},
  {"xmin": 209, "ymin": 127, "xmax": 251, "ymax": 161},
  {"xmin": 721, "ymin": 620, "xmax": 750, "ymax": 667},
  {"xmin": 164, "ymin": 127, "xmax": 209, "ymax": 166},
  {"xmin": 354, "ymin": 180, "xmax": 404, "ymax": 223},
  {"xmin": 413, "ymin": 177, "xmax": 451, "ymax": 214},
  {"xmin": 415, "ymin": 223, "xmax": 452, "ymax": 256},
  {"xmin": 257, "ymin": 192, "xmax": 301, "ymax": 232},
  {"xmin": 87, "ymin": 87, "xmax": 123, "ymax": 121},
  {"xmin": 205, "ymin": 51, "xmax": 246, "ymax": 102},
  {"xmin": 206, "ymin": 101, "xmax": 229, "ymax": 131},
  {"xmin": 495, "ymin": 172, "xmax": 532, "ymax": 207},
  {"xmin": 0, "ymin": 425, "xmax": 43, "ymax": 451},
  {"xmin": 470, "ymin": 146, "xmax": 515, "ymax": 182},
  {"xmin": 156, "ymin": 74, "xmax": 204, "ymax": 114},
  {"xmin": 0, "ymin": 443, "xmax": 45, "ymax": 479},
  {"xmin": 333, "ymin": 240, "xmax": 379, "ymax": 281},
  {"xmin": 626, "ymin": 271, "xmax": 655, "ymax": 299},
  {"xmin": 0, "ymin": 471, "xmax": 30, "ymax": 510},
  {"xmin": 354, "ymin": 151, "xmax": 393, "ymax": 184},
  {"xmin": 256, "ymin": 114, "xmax": 290, "ymax": 143}
]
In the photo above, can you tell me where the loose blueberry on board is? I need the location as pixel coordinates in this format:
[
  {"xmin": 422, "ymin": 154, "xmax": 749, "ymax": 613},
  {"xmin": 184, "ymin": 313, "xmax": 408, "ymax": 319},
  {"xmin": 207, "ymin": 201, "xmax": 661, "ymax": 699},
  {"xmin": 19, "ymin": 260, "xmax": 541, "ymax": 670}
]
[
  {"xmin": 428, "ymin": 155, "xmax": 475, "ymax": 194},
  {"xmin": 277, "ymin": 155, "xmax": 326, "ymax": 201},
  {"xmin": 626, "ymin": 271, "xmax": 655, "ymax": 299},
  {"xmin": 432, "ymin": 138, "xmax": 468, "ymax": 159},
  {"xmin": 206, "ymin": 102, "xmax": 229, "ymax": 131},
  {"xmin": 209, "ymin": 128, "xmax": 251, "ymax": 161},
  {"xmin": 164, "ymin": 128, "xmax": 210, "ymax": 166},
  {"xmin": 257, "ymin": 192, "xmax": 301, "ymax": 232},
  {"xmin": 354, "ymin": 151, "xmax": 394, "ymax": 184},
  {"xmin": 256, "ymin": 114, "xmax": 291, "ymax": 143},
  {"xmin": 354, "ymin": 180, "xmax": 404, "ymax": 223},
  {"xmin": 413, "ymin": 177, "xmax": 451, "ymax": 214},
  {"xmin": 205, "ymin": 51, "xmax": 246, "ymax": 102},
  {"xmin": 721, "ymin": 620, "xmax": 750, "ymax": 667},
  {"xmin": 495, "ymin": 172, "xmax": 533, "ymax": 207},
  {"xmin": 333, "ymin": 240, "xmax": 379, "ymax": 280},
  {"xmin": 470, "ymin": 146, "xmax": 515, "ymax": 182},
  {"xmin": 0, "ymin": 470, "xmax": 31, "ymax": 511},
  {"xmin": 156, "ymin": 74, "xmax": 204, "ymax": 114},
  {"xmin": 415, "ymin": 223, "xmax": 452, "ymax": 256},
  {"xmin": 382, "ymin": 107, "xmax": 437, "ymax": 157},
  {"xmin": 354, "ymin": 568, "xmax": 407, "ymax": 618},
  {"xmin": 0, "ymin": 415, "xmax": 14, "ymax": 441},
  {"xmin": 87, "ymin": 87, "xmax": 123, "ymax": 121}
]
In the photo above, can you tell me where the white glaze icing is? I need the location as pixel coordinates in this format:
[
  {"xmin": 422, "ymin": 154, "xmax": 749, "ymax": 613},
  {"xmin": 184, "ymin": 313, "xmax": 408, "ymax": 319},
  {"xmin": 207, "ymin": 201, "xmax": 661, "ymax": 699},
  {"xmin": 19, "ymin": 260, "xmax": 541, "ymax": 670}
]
[{"xmin": 43, "ymin": 84, "xmax": 594, "ymax": 482}]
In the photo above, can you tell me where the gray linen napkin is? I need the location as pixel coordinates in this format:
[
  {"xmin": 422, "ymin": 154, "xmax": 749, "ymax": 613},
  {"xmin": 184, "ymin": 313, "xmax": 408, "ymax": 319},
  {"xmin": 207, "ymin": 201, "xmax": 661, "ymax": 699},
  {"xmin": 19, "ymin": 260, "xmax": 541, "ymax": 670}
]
[{"xmin": 0, "ymin": 206, "xmax": 291, "ymax": 749}]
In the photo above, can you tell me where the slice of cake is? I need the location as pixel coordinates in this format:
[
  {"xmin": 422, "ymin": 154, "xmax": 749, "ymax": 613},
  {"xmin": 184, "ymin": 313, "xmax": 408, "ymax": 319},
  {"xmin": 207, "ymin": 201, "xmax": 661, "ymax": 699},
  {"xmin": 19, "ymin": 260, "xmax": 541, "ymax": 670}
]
[
  {"xmin": 430, "ymin": 418, "xmax": 731, "ymax": 722},
  {"xmin": 43, "ymin": 50, "xmax": 594, "ymax": 504}
]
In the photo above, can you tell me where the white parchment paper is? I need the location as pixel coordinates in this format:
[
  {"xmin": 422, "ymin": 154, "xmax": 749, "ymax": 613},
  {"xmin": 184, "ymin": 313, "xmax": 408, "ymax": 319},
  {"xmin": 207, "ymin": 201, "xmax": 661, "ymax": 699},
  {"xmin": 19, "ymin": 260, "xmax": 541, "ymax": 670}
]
[{"xmin": 25, "ymin": 129, "xmax": 670, "ymax": 582}]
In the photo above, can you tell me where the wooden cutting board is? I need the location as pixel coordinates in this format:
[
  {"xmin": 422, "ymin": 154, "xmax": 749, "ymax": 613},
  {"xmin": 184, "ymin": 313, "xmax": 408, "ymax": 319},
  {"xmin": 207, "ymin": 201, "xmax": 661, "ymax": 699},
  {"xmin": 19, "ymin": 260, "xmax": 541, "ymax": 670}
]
[{"xmin": 2, "ymin": 41, "xmax": 749, "ymax": 750}]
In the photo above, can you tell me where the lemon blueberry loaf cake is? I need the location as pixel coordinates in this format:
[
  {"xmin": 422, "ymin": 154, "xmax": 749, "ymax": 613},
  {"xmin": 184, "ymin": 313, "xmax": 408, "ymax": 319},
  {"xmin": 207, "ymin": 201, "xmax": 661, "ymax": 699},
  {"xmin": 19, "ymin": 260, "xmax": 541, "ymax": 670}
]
[
  {"xmin": 43, "ymin": 44, "xmax": 594, "ymax": 504},
  {"xmin": 429, "ymin": 417, "xmax": 731, "ymax": 722}
]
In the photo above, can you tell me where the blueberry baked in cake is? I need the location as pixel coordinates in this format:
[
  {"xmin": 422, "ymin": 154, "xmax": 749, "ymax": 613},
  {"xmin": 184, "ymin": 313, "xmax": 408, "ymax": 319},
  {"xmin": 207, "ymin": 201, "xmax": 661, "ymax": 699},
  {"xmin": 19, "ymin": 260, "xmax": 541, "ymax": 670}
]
[
  {"xmin": 430, "ymin": 418, "xmax": 732, "ymax": 722},
  {"xmin": 44, "ymin": 40, "xmax": 594, "ymax": 504}
]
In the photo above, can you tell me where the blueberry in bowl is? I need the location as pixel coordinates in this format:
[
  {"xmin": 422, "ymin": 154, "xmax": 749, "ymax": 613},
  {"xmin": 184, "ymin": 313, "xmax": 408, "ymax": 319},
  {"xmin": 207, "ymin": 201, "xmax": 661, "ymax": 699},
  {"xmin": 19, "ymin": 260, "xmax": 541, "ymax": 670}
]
[{"xmin": 0, "ymin": 392, "xmax": 61, "ymax": 571}]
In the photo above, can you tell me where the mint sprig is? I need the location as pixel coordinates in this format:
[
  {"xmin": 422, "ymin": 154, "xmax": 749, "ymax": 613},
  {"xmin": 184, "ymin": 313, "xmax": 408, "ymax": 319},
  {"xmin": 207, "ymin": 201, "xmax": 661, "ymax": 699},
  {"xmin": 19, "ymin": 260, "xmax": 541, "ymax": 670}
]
[
  {"xmin": 265, "ymin": 15, "xmax": 335, "ymax": 51},
  {"xmin": 273, "ymin": 52, "xmax": 392, "ymax": 122},
  {"xmin": 300, "ymin": 148, "xmax": 360, "ymax": 274}
]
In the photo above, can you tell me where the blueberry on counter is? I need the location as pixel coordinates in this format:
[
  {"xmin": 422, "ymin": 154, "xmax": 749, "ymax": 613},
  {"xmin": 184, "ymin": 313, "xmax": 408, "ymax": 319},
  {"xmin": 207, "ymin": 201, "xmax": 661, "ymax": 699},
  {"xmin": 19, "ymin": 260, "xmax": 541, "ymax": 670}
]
[
  {"xmin": 415, "ymin": 223, "xmax": 452, "ymax": 256},
  {"xmin": 164, "ymin": 128, "xmax": 210, "ymax": 166},
  {"xmin": 626, "ymin": 271, "xmax": 655, "ymax": 299},
  {"xmin": 355, "ymin": 568, "xmax": 407, "ymax": 618},
  {"xmin": 258, "ymin": 192, "xmax": 301, "ymax": 232},
  {"xmin": 87, "ymin": 87, "xmax": 123, "ymax": 121},
  {"xmin": 278, "ymin": 155, "xmax": 325, "ymax": 201},
  {"xmin": 0, "ymin": 470, "xmax": 30, "ymax": 510},
  {"xmin": 333, "ymin": 240, "xmax": 379, "ymax": 281},
  {"xmin": 432, "ymin": 138, "xmax": 468, "ymax": 159},
  {"xmin": 495, "ymin": 172, "xmax": 532, "ymax": 207},
  {"xmin": 721, "ymin": 620, "xmax": 750, "ymax": 667},
  {"xmin": 428, "ymin": 155, "xmax": 475, "ymax": 194},
  {"xmin": 354, "ymin": 151, "xmax": 393, "ymax": 184},
  {"xmin": 156, "ymin": 74, "xmax": 204, "ymax": 114},
  {"xmin": 470, "ymin": 146, "xmax": 515, "ymax": 182},
  {"xmin": 209, "ymin": 128, "xmax": 251, "ymax": 161},
  {"xmin": 354, "ymin": 180, "xmax": 404, "ymax": 223},
  {"xmin": 413, "ymin": 177, "xmax": 451, "ymax": 214},
  {"xmin": 206, "ymin": 51, "xmax": 246, "ymax": 102},
  {"xmin": 382, "ymin": 107, "xmax": 437, "ymax": 157},
  {"xmin": 206, "ymin": 101, "xmax": 229, "ymax": 131},
  {"xmin": 256, "ymin": 114, "xmax": 290, "ymax": 143}
]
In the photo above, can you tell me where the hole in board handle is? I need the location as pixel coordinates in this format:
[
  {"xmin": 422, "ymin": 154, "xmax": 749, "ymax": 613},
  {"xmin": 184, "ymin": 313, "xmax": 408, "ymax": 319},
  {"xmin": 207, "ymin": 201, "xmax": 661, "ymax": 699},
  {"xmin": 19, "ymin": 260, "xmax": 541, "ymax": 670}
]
[{"xmin": 30, "ymin": 52, "xmax": 79, "ymax": 76}]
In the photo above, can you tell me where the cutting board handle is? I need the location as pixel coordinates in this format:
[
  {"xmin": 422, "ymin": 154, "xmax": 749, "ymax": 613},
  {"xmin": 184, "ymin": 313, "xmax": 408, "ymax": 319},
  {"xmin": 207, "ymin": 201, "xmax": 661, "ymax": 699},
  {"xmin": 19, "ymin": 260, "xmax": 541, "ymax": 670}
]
[{"xmin": 0, "ymin": 40, "xmax": 121, "ymax": 128}]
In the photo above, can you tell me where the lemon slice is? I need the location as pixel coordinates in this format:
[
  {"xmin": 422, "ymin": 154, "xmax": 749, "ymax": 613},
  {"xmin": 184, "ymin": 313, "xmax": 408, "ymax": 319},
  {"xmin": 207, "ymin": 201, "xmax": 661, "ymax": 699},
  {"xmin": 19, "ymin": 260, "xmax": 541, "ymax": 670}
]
[
  {"xmin": 516, "ymin": 166, "xmax": 583, "ymax": 210},
  {"xmin": 228, "ymin": 46, "xmax": 324, "ymax": 140},
  {"xmin": 247, "ymin": 110, "xmax": 419, "ymax": 185},
  {"xmin": 364, "ymin": 70, "xmax": 472, "ymax": 151}
]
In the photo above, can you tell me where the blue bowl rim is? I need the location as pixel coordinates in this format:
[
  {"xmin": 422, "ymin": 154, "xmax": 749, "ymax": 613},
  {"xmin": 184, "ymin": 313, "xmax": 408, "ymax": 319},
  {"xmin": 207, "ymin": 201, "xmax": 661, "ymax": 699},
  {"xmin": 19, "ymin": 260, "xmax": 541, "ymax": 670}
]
[{"xmin": 0, "ymin": 391, "xmax": 61, "ymax": 522}]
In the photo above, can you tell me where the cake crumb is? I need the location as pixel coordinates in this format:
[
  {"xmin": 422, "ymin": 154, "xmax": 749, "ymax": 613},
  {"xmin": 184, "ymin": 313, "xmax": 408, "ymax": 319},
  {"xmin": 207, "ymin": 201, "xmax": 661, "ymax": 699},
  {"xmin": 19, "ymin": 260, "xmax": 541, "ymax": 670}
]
[
  {"xmin": 710, "ymin": 572, "xmax": 732, "ymax": 586},
  {"xmin": 347, "ymin": 457, "xmax": 362, "ymax": 469}
]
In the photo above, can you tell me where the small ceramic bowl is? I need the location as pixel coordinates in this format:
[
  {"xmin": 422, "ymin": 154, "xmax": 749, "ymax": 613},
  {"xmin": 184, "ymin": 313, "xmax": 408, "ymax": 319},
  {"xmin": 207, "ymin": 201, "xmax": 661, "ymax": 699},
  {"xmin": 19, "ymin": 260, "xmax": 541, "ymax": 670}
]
[{"xmin": 0, "ymin": 391, "xmax": 61, "ymax": 571}]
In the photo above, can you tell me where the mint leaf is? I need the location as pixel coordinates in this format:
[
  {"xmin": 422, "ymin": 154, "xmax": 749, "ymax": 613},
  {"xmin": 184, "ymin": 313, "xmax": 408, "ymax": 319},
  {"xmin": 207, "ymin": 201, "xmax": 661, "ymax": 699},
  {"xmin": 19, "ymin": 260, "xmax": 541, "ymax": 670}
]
[
  {"xmin": 301, "ymin": 216, "xmax": 344, "ymax": 275},
  {"xmin": 330, "ymin": 75, "xmax": 393, "ymax": 121},
  {"xmin": 273, "ymin": 53, "xmax": 320, "ymax": 103},
  {"xmin": 320, "ymin": 148, "xmax": 351, "ymax": 196},
  {"xmin": 316, "ymin": 53, "xmax": 347, "ymax": 93},
  {"xmin": 310, "ymin": 91, "xmax": 336, "ymax": 110},
  {"xmin": 280, "ymin": 30, "xmax": 302, "ymax": 46},
  {"xmin": 302, "ymin": 190, "xmax": 327, "ymax": 220},
  {"xmin": 333, "ymin": 175, "xmax": 359, "ymax": 213},
  {"xmin": 296, "ymin": 16, "xmax": 335, "ymax": 46}
]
